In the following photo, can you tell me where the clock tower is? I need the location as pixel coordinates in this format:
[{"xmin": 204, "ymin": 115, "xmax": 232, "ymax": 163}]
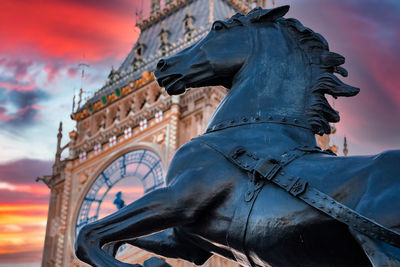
[{"xmin": 39, "ymin": 1, "xmax": 264, "ymax": 266}]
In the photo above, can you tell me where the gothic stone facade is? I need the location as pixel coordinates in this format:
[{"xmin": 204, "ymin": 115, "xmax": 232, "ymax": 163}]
[
  {"xmin": 41, "ymin": 78, "xmax": 233, "ymax": 266},
  {"xmin": 40, "ymin": 1, "xmax": 262, "ymax": 266}
]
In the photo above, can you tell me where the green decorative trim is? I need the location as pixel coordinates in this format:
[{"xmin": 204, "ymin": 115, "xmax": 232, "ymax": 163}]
[
  {"xmin": 115, "ymin": 88, "xmax": 121, "ymax": 97},
  {"xmin": 101, "ymin": 95, "xmax": 107, "ymax": 104},
  {"xmin": 88, "ymin": 105, "xmax": 93, "ymax": 112}
]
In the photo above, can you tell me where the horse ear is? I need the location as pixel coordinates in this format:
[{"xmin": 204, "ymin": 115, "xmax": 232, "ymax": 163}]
[{"xmin": 248, "ymin": 5, "xmax": 290, "ymax": 23}]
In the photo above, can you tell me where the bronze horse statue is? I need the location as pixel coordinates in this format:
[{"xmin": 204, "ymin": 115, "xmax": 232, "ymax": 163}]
[{"xmin": 75, "ymin": 6, "xmax": 400, "ymax": 266}]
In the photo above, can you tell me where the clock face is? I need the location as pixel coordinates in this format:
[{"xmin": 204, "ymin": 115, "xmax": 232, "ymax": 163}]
[{"xmin": 75, "ymin": 149, "xmax": 165, "ymax": 235}]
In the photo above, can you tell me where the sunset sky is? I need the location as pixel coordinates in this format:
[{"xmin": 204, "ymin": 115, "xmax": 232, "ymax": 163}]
[{"xmin": 0, "ymin": 0, "xmax": 399, "ymax": 266}]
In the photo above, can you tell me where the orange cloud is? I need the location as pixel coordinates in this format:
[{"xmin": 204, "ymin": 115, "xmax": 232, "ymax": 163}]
[
  {"xmin": 0, "ymin": 182, "xmax": 49, "ymax": 196},
  {"xmin": 0, "ymin": 203, "xmax": 48, "ymax": 262},
  {"xmin": 0, "ymin": 159, "xmax": 51, "ymax": 264}
]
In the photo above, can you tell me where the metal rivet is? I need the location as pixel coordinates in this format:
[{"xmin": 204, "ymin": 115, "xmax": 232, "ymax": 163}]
[
  {"xmin": 268, "ymin": 116, "xmax": 273, "ymax": 120},
  {"xmin": 288, "ymin": 177, "xmax": 294, "ymax": 181},
  {"xmin": 255, "ymin": 117, "xmax": 260, "ymax": 121},
  {"xmin": 294, "ymin": 119, "xmax": 298, "ymax": 123},
  {"xmin": 275, "ymin": 179, "xmax": 280, "ymax": 182},
  {"xmin": 331, "ymin": 201, "xmax": 335, "ymax": 204},
  {"xmin": 315, "ymin": 192, "xmax": 319, "ymax": 196},
  {"xmin": 230, "ymin": 120, "xmax": 235, "ymax": 124},
  {"xmin": 282, "ymin": 117, "xmax": 286, "ymax": 122},
  {"xmin": 311, "ymin": 200, "xmax": 316, "ymax": 204},
  {"xmin": 323, "ymin": 196, "xmax": 327, "ymax": 200},
  {"xmin": 242, "ymin": 117, "xmax": 248, "ymax": 122},
  {"xmin": 280, "ymin": 171, "xmax": 286, "ymax": 176},
  {"xmin": 282, "ymin": 184, "xmax": 288, "ymax": 187}
]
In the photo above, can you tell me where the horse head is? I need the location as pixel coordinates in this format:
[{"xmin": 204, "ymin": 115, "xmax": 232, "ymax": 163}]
[
  {"xmin": 155, "ymin": 5, "xmax": 360, "ymax": 135},
  {"xmin": 155, "ymin": 6, "xmax": 290, "ymax": 94}
]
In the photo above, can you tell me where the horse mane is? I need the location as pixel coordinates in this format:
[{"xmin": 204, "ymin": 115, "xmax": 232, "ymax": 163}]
[
  {"xmin": 243, "ymin": 7, "xmax": 360, "ymax": 135},
  {"xmin": 281, "ymin": 18, "xmax": 360, "ymax": 135}
]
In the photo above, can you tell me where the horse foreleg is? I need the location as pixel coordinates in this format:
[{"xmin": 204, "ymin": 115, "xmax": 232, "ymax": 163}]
[
  {"xmin": 349, "ymin": 228, "xmax": 400, "ymax": 266},
  {"xmin": 118, "ymin": 228, "xmax": 212, "ymax": 265},
  {"xmin": 75, "ymin": 187, "xmax": 199, "ymax": 267}
]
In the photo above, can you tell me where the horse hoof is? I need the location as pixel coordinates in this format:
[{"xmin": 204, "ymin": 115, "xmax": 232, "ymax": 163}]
[
  {"xmin": 143, "ymin": 257, "xmax": 171, "ymax": 267},
  {"xmin": 102, "ymin": 242, "xmax": 121, "ymax": 257}
]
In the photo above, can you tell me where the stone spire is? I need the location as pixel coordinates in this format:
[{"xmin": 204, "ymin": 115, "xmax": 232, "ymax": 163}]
[
  {"xmin": 150, "ymin": 0, "xmax": 160, "ymax": 16},
  {"xmin": 159, "ymin": 22, "xmax": 172, "ymax": 56},
  {"xmin": 55, "ymin": 122, "xmax": 63, "ymax": 165},
  {"xmin": 165, "ymin": 0, "xmax": 176, "ymax": 7},
  {"xmin": 183, "ymin": 7, "xmax": 196, "ymax": 42},
  {"xmin": 343, "ymin": 136, "xmax": 348, "ymax": 156}
]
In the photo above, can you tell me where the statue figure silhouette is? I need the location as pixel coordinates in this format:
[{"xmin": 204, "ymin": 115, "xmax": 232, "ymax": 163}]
[{"xmin": 75, "ymin": 6, "xmax": 400, "ymax": 267}]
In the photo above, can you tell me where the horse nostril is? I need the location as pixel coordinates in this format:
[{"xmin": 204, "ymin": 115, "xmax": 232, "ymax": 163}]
[{"xmin": 157, "ymin": 59, "xmax": 167, "ymax": 71}]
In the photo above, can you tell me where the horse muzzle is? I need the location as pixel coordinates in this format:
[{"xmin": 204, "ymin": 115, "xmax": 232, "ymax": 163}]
[{"xmin": 156, "ymin": 73, "xmax": 186, "ymax": 95}]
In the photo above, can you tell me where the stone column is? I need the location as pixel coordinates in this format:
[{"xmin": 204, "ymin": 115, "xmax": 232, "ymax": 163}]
[
  {"xmin": 167, "ymin": 96, "xmax": 180, "ymax": 162},
  {"xmin": 54, "ymin": 163, "xmax": 73, "ymax": 266}
]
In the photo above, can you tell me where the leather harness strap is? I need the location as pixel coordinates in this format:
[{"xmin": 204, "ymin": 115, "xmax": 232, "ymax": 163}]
[
  {"xmin": 205, "ymin": 114, "xmax": 312, "ymax": 134},
  {"xmin": 206, "ymin": 142, "xmax": 400, "ymax": 249}
]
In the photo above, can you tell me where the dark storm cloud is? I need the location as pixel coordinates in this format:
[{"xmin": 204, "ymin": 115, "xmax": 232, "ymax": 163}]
[
  {"xmin": 0, "ymin": 158, "xmax": 52, "ymax": 185},
  {"xmin": 0, "ymin": 86, "xmax": 51, "ymax": 128},
  {"xmin": 8, "ymin": 89, "xmax": 48, "ymax": 110}
]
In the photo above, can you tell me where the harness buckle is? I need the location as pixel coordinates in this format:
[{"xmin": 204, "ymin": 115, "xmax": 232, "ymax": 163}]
[
  {"xmin": 253, "ymin": 159, "xmax": 281, "ymax": 181},
  {"xmin": 287, "ymin": 177, "xmax": 308, "ymax": 196},
  {"xmin": 230, "ymin": 146, "xmax": 246, "ymax": 160}
]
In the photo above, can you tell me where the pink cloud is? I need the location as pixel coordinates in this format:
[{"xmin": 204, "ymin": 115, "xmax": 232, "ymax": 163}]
[
  {"xmin": 67, "ymin": 66, "xmax": 79, "ymax": 78},
  {"xmin": 0, "ymin": 80, "xmax": 37, "ymax": 92},
  {"xmin": 3, "ymin": 60, "xmax": 33, "ymax": 81},
  {"xmin": 291, "ymin": 0, "xmax": 400, "ymax": 153},
  {"xmin": 0, "ymin": 107, "xmax": 17, "ymax": 122},
  {"xmin": 0, "ymin": 0, "xmax": 139, "ymax": 63}
]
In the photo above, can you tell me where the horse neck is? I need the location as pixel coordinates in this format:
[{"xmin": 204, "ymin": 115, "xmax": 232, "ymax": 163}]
[{"xmin": 207, "ymin": 31, "xmax": 316, "ymax": 148}]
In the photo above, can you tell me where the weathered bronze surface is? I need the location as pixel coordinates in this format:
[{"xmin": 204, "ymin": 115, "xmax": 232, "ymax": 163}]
[{"xmin": 75, "ymin": 6, "xmax": 400, "ymax": 267}]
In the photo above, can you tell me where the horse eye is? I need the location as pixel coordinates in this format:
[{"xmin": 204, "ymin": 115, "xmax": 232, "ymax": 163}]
[{"xmin": 212, "ymin": 22, "xmax": 224, "ymax": 31}]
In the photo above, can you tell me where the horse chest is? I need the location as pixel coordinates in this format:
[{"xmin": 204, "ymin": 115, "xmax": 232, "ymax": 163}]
[{"xmin": 243, "ymin": 185, "xmax": 370, "ymax": 266}]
